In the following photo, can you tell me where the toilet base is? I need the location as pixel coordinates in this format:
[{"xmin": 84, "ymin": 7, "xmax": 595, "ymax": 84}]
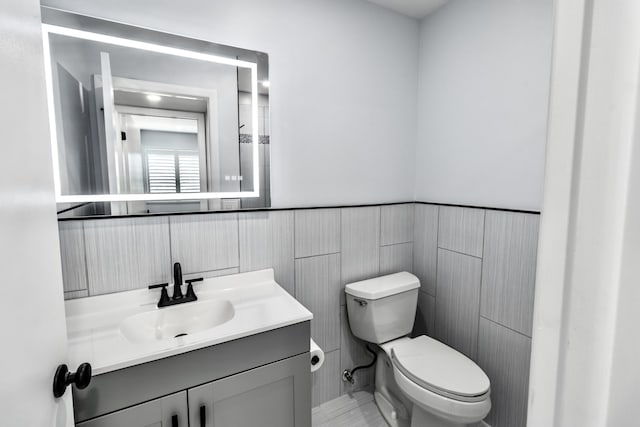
[
  {"xmin": 375, "ymin": 391, "xmax": 410, "ymax": 427},
  {"xmin": 375, "ymin": 348, "xmax": 412, "ymax": 427},
  {"xmin": 374, "ymin": 342, "xmax": 488, "ymax": 427},
  {"xmin": 411, "ymin": 405, "xmax": 466, "ymax": 427}
]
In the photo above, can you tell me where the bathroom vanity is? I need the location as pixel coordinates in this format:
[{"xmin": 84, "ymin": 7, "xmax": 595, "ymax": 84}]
[{"xmin": 65, "ymin": 270, "xmax": 312, "ymax": 427}]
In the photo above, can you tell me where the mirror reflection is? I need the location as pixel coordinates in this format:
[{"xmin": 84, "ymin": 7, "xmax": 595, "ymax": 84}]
[{"xmin": 43, "ymin": 12, "xmax": 270, "ymax": 217}]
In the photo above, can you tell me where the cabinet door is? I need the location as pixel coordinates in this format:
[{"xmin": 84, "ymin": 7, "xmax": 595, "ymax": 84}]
[
  {"xmin": 188, "ymin": 353, "xmax": 311, "ymax": 427},
  {"xmin": 76, "ymin": 391, "xmax": 187, "ymax": 427}
]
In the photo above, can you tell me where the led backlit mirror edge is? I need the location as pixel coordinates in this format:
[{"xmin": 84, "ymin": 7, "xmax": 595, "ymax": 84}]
[{"xmin": 41, "ymin": 12, "xmax": 261, "ymax": 203}]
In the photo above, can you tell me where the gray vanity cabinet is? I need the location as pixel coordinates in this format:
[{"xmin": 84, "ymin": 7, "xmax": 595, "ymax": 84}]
[
  {"xmin": 188, "ymin": 353, "xmax": 309, "ymax": 427},
  {"xmin": 73, "ymin": 322, "xmax": 311, "ymax": 427},
  {"xmin": 76, "ymin": 391, "xmax": 188, "ymax": 427}
]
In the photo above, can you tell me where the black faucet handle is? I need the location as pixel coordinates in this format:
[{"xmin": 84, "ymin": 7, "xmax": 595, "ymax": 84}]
[
  {"xmin": 149, "ymin": 283, "xmax": 171, "ymax": 307},
  {"xmin": 148, "ymin": 282, "xmax": 169, "ymax": 290},
  {"xmin": 185, "ymin": 277, "xmax": 202, "ymax": 300}
]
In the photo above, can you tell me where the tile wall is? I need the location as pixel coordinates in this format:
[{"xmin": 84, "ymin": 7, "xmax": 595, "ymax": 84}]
[
  {"xmin": 412, "ymin": 204, "xmax": 539, "ymax": 427},
  {"xmin": 57, "ymin": 202, "xmax": 539, "ymax": 425}
]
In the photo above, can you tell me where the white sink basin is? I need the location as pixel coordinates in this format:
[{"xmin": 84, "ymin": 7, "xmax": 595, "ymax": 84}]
[
  {"xmin": 65, "ymin": 269, "xmax": 314, "ymax": 375},
  {"xmin": 120, "ymin": 299, "xmax": 235, "ymax": 344}
]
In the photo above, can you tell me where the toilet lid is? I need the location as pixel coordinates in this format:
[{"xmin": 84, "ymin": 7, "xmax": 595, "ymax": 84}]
[{"xmin": 391, "ymin": 336, "xmax": 490, "ymax": 402}]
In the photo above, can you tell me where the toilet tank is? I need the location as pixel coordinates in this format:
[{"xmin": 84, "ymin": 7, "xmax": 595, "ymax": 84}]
[{"xmin": 345, "ymin": 272, "xmax": 420, "ymax": 344}]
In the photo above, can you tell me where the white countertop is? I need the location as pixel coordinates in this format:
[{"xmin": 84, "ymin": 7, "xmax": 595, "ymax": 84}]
[{"xmin": 64, "ymin": 269, "xmax": 313, "ymax": 375}]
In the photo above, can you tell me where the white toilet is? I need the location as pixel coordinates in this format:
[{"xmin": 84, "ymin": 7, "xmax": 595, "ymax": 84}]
[{"xmin": 345, "ymin": 272, "xmax": 491, "ymax": 427}]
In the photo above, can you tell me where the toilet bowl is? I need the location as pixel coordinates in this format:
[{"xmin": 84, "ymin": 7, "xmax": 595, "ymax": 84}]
[
  {"xmin": 384, "ymin": 337, "xmax": 490, "ymax": 426},
  {"xmin": 345, "ymin": 273, "xmax": 491, "ymax": 427}
]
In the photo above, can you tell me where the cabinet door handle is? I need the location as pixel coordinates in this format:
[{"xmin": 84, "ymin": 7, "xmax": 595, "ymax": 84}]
[
  {"xmin": 199, "ymin": 405, "xmax": 206, "ymax": 427},
  {"xmin": 171, "ymin": 414, "xmax": 178, "ymax": 427}
]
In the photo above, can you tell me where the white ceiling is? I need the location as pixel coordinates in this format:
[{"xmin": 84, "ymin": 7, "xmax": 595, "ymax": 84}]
[{"xmin": 364, "ymin": 0, "xmax": 450, "ymax": 19}]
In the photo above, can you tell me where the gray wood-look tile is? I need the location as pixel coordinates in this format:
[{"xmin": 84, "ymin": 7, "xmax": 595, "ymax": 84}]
[
  {"xmin": 413, "ymin": 290, "xmax": 436, "ymax": 338},
  {"xmin": 312, "ymin": 391, "xmax": 375, "ymax": 423},
  {"xmin": 341, "ymin": 207, "xmax": 380, "ymax": 299},
  {"xmin": 312, "ymin": 349, "xmax": 341, "ymax": 407},
  {"xmin": 295, "ymin": 254, "xmax": 341, "ymax": 352},
  {"xmin": 84, "ymin": 217, "xmax": 171, "ymax": 295},
  {"xmin": 481, "ymin": 211, "xmax": 540, "ymax": 336},
  {"xmin": 183, "ymin": 267, "xmax": 239, "ymax": 281},
  {"xmin": 239, "ymin": 211, "xmax": 295, "ymax": 295},
  {"xmin": 379, "ymin": 243, "xmax": 413, "ymax": 276},
  {"xmin": 380, "ymin": 204, "xmax": 414, "ymax": 245},
  {"xmin": 64, "ymin": 290, "xmax": 89, "ymax": 300},
  {"xmin": 58, "ymin": 221, "xmax": 87, "ymax": 292},
  {"xmin": 438, "ymin": 206, "xmax": 485, "ymax": 257},
  {"xmin": 478, "ymin": 317, "xmax": 532, "ymax": 427},
  {"xmin": 434, "ymin": 248, "xmax": 482, "ymax": 360},
  {"xmin": 340, "ymin": 307, "xmax": 373, "ymax": 394},
  {"xmin": 413, "ymin": 204, "xmax": 439, "ymax": 295},
  {"xmin": 312, "ymin": 392, "xmax": 386, "ymax": 427},
  {"xmin": 169, "ymin": 213, "xmax": 239, "ymax": 274},
  {"xmin": 295, "ymin": 209, "xmax": 341, "ymax": 258}
]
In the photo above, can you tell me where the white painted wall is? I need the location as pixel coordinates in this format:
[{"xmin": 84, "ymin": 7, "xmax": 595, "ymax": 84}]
[
  {"xmin": 414, "ymin": 0, "xmax": 553, "ymax": 211},
  {"xmin": 42, "ymin": 0, "xmax": 419, "ymax": 208},
  {"xmin": 0, "ymin": 0, "xmax": 72, "ymax": 425}
]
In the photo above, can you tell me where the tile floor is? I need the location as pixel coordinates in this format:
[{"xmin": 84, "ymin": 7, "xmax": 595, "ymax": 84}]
[
  {"xmin": 312, "ymin": 391, "xmax": 388, "ymax": 427},
  {"xmin": 312, "ymin": 391, "xmax": 492, "ymax": 427}
]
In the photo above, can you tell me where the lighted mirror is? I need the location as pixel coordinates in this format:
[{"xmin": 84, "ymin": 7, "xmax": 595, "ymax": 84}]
[{"xmin": 41, "ymin": 8, "xmax": 270, "ymax": 217}]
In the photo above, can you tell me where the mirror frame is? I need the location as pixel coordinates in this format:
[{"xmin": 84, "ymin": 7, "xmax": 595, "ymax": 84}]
[{"xmin": 41, "ymin": 7, "xmax": 265, "ymax": 203}]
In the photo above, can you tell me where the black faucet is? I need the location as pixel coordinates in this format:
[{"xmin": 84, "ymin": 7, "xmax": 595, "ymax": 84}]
[
  {"xmin": 148, "ymin": 262, "xmax": 202, "ymax": 308},
  {"xmin": 173, "ymin": 262, "xmax": 184, "ymax": 300}
]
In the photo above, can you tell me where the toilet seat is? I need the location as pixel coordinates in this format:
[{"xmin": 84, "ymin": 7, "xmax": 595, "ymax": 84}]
[
  {"xmin": 390, "ymin": 335, "xmax": 490, "ymax": 402},
  {"xmin": 383, "ymin": 336, "xmax": 492, "ymax": 424}
]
